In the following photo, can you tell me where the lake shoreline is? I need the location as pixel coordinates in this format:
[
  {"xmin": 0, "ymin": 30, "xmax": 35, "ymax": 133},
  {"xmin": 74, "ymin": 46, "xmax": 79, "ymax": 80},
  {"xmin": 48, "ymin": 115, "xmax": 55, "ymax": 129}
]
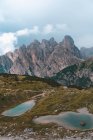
[{"xmin": 34, "ymin": 108, "xmax": 93, "ymax": 131}]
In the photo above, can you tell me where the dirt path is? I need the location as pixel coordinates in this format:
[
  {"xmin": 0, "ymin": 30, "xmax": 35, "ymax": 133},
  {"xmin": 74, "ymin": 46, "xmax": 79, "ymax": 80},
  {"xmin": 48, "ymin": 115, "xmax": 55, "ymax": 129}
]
[{"xmin": 31, "ymin": 92, "xmax": 46, "ymax": 99}]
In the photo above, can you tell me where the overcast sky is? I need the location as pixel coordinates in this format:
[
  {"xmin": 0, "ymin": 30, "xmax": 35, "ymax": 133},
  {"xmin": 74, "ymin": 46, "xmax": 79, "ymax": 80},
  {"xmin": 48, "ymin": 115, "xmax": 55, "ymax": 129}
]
[{"xmin": 0, "ymin": 0, "xmax": 93, "ymax": 55}]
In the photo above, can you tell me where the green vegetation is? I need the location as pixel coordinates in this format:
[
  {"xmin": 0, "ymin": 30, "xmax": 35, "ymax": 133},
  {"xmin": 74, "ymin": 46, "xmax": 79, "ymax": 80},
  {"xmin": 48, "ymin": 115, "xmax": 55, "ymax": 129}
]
[
  {"xmin": 79, "ymin": 60, "xmax": 93, "ymax": 71},
  {"xmin": 0, "ymin": 74, "xmax": 93, "ymax": 136}
]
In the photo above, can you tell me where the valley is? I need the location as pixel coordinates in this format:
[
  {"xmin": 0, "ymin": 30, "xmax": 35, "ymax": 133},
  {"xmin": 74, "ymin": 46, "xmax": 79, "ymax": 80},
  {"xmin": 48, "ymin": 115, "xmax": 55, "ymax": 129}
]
[{"xmin": 0, "ymin": 0, "xmax": 93, "ymax": 139}]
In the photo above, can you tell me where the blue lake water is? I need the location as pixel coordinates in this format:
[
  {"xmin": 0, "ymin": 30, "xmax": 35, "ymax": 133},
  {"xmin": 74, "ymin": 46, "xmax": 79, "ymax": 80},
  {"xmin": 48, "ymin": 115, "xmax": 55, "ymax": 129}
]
[
  {"xmin": 34, "ymin": 112, "xmax": 93, "ymax": 130},
  {"xmin": 2, "ymin": 100, "xmax": 35, "ymax": 117}
]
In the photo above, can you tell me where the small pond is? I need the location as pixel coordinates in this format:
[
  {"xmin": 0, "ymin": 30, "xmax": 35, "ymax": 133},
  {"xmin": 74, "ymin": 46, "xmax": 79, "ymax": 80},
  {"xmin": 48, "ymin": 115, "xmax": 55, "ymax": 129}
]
[
  {"xmin": 34, "ymin": 112, "xmax": 93, "ymax": 131},
  {"xmin": 2, "ymin": 100, "xmax": 35, "ymax": 117}
]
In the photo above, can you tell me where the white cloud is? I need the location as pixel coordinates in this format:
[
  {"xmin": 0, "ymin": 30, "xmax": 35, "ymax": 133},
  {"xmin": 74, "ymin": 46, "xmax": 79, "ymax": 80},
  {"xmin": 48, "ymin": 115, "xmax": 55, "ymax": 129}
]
[
  {"xmin": 42, "ymin": 24, "xmax": 68, "ymax": 35},
  {"xmin": 29, "ymin": 26, "xmax": 40, "ymax": 34},
  {"xmin": 0, "ymin": 24, "xmax": 69, "ymax": 55},
  {"xmin": 0, "ymin": 26, "xmax": 37, "ymax": 55},
  {"xmin": 16, "ymin": 26, "xmax": 39, "ymax": 36},
  {"xmin": 0, "ymin": 0, "xmax": 93, "ymax": 48},
  {"xmin": 0, "ymin": 0, "xmax": 93, "ymax": 49},
  {"xmin": 0, "ymin": 26, "xmax": 40, "ymax": 55},
  {"xmin": 16, "ymin": 29, "xmax": 30, "ymax": 36},
  {"xmin": 0, "ymin": 33, "xmax": 17, "ymax": 55},
  {"xmin": 30, "ymin": 26, "xmax": 39, "ymax": 34},
  {"xmin": 43, "ymin": 24, "xmax": 54, "ymax": 34}
]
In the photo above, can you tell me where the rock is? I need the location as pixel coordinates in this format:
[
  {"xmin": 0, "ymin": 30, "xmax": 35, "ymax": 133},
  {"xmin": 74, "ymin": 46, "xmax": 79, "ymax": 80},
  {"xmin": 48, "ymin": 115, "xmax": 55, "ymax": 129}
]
[{"xmin": 80, "ymin": 121, "xmax": 86, "ymax": 126}]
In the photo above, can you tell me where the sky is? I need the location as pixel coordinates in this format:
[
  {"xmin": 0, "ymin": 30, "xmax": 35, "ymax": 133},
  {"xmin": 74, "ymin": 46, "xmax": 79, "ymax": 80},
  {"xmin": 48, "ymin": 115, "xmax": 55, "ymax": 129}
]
[{"xmin": 0, "ymin": 0, "xmax": 93, "ymax": 55}]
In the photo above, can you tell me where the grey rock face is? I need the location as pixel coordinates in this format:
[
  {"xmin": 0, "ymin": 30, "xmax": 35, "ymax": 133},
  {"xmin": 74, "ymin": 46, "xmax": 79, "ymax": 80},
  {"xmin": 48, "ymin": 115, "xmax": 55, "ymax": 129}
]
[{"xmin": 0, "ymin": 35, "xmax": 82, "ymax": 77}]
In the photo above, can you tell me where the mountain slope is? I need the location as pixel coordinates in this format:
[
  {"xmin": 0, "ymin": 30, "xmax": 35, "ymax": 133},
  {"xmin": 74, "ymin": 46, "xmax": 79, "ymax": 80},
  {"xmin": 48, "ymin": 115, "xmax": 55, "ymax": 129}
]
[
  {"xmin": 53, "ymin": 58, "xmax": 93, "ymax": 88},
  {"xmin": 0, "ymin": 55, "xmax": 13, "ymax": 73}
]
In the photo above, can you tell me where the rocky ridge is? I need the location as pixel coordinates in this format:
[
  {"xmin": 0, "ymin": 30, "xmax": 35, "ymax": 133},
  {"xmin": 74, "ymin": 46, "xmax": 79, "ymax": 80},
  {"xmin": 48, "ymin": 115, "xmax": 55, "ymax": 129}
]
[{"xmin": 0, "ymin": 35, "xmax": 82, "ymax": 77}]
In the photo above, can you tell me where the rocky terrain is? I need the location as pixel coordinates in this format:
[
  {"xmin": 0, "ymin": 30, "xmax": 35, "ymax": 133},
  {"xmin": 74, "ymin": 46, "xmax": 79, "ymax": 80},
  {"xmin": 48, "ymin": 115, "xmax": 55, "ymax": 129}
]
[{"xmin": 0, "ymin": 35, "xmax": 82, "ymax": 77}]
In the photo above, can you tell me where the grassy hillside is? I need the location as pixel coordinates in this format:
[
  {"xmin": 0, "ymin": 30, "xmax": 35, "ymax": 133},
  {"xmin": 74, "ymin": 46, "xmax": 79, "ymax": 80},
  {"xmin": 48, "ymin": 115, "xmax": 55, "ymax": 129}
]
[{"xmin": 0, "ymin": 74, "xmax": 93, "ymax": 137}]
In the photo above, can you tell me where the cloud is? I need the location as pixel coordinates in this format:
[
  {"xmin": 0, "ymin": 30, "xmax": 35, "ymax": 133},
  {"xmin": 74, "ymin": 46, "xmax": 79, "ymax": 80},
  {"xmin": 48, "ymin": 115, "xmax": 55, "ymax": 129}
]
[
  {"xmin": 1, "ymin": 22, "xmax": 93, "ymax": 56},
  {"xmin": 43, "ymin": 24, "xmax": 54, "ymax": 34},
  {"xmin": 16, "ymin": 26, "xmax": 39, "ymax": 36},
  {"xmin": 0, "ymin": 0, "xmax": 93, "ymax": 48},
  {"xmin": 0, "ymin": 24, "xmax": 69, "ymax": 55},
  {"xmin": 16, "ymin": 29, "xmax": 30, "ymax": 36},
  {"xmin": 0, "ymin": 26, "xmax": 40, "ymax": 55},
  {"xmin": 0, "ymin": 33, "xmax": 17, "ymax": 55},
  {"xmin": 42, "ymin": 24, "xmax": 68, "ymax": 35}
]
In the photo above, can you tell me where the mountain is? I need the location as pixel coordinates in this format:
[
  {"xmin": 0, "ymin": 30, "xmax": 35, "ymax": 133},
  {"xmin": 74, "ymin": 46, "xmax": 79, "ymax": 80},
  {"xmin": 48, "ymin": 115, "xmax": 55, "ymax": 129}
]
[
  {"xmin": 53, "ymin": 58, "xmax": 93, "ymax": 88},
  {"xmin": 80, "ymin": 47, "xmax": 93, "ymax": 59},
  {"xmin": 0, "ymin": 35, "xmax": 82, "ymax": 77}
]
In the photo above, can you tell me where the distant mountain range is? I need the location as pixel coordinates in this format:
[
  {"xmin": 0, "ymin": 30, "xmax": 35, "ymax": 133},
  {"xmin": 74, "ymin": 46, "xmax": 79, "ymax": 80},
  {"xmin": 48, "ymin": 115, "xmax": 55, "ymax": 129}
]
[
  {"xmin": 80, "ymin": 47, "xmax": 93, "ymax": 59},
  {"xmin": 1, "ymin": 35, "xmax": 93, "ymax": 88}
]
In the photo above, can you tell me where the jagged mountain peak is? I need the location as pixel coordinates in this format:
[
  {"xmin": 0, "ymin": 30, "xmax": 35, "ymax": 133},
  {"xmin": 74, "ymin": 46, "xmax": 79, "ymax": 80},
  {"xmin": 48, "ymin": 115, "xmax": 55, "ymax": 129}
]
[
  {"xmin": 33, "ymin": 39, "xmax": 40, "ymax": 45},
  {"xmin": 49, "ymin": 37, "xmax": 55, "ymax": 42},
  {"xmin": 49, "ymin": 37, "xmax": 57, "ymax": 46},
  {"xmin": 62, "ymin": 35, "xmax": 74, "ymax": 47},
  {"xmin": 42, "ymin": 39, "xmax": 48, "ymax": 43},
  {"xmin": 0, "ymin": 35, "xmax": 82, "ymax": 77}
]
